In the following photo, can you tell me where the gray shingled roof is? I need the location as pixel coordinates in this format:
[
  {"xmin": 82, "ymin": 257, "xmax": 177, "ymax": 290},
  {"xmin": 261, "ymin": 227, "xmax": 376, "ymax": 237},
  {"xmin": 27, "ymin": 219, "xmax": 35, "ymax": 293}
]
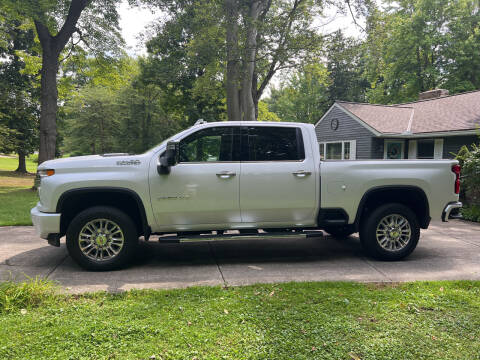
[{"xmin": 336, "ymin": 90, "xmax": 480, "ymax": 134}]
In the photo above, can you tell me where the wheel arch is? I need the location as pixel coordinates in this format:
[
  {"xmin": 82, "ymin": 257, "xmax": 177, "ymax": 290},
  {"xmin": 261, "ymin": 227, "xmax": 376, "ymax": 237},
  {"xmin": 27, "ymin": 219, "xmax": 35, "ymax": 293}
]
[
  {"xmin": 354, "ymin": 185, "xmax": 430, "ymax": 231},
  {"xmin": 56, "ymin": 187, "xmax": 151, "ymax": 239}
]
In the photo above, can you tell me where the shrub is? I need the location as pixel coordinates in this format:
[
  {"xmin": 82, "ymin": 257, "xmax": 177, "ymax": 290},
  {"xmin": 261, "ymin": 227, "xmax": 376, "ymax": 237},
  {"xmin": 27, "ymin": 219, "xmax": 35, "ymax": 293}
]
[
  {"xmin": 456, "ymin": 142, "xmax": 480, "ymax": 206},
  {"xmin": 461, "ymin": 205, "xmax": 480, "ymax": 223}
]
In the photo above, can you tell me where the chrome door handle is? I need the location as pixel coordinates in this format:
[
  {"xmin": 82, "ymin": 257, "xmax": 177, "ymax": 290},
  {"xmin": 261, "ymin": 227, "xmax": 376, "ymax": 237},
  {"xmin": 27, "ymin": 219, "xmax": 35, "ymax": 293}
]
[
  {"xmin": 292, "ymin": 170, "xmax": 311, "ymax": 177},
  {"xmin": 216, "ymin": 171, "xmax": 236, "ymax": 179}
]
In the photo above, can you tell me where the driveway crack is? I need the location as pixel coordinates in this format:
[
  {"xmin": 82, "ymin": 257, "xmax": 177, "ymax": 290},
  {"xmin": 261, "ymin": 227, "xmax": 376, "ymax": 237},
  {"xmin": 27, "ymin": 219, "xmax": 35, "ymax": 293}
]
[
  {"xmin": 208, "ymin": 242, "xmax": 227, "ymax": 287},
  {"xmin": 45, "ymin": 254, "xmax": 69, "ymax": 279},
  {"xmin": 363, "ymin": 257, "xmax": 393, "ymax": 282}
]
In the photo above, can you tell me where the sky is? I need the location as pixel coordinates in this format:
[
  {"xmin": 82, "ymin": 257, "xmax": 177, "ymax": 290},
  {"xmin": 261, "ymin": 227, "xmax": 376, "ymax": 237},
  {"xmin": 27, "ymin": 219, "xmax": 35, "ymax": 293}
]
[{"xmin": 118, "ymin": 1, "xmax": 365, "ymax": 56}]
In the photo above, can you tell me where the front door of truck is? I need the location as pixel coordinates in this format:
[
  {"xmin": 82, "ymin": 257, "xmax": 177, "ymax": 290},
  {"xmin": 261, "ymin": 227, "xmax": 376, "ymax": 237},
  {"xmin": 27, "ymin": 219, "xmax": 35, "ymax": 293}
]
[
  {"xmin": 239, "ymin": 126, "xmax": 317, "ymax": 224},
  {"xmin": 149, "ymin": 126, "xmax": 241, "ymax": 228}
]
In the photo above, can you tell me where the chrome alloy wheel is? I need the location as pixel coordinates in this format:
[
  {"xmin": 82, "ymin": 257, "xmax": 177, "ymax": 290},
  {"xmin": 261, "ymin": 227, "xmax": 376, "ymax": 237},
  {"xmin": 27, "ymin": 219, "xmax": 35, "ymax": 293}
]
[
  {"xmin": 78, "ymin": 219, "xmax": 124, "ymax": 261},
  {"xmin": 375, "ymin": 214, "xmax": 412, "ymax": 251}
]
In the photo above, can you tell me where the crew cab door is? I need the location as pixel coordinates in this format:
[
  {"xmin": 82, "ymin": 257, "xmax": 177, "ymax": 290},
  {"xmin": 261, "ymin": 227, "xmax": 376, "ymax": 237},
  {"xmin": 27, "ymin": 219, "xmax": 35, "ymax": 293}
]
[
  {"xmin": 240, "ymin": 126, "xmax": 317, "ymax": 224},
  {"xmin": 149, "ymin": 126, "xmax": 241, "ymax": 228}
]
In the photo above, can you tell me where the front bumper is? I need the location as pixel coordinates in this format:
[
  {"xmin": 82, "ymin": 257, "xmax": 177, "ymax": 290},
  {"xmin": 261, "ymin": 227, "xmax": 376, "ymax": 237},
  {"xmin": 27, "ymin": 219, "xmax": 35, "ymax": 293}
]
[
  {"xmin": 30, "ymin": 205, "xmax": 61, "ymax": 240},
  {"xmin": 441, "ymin": 201, "xmax": 462, "ymax": 222}
]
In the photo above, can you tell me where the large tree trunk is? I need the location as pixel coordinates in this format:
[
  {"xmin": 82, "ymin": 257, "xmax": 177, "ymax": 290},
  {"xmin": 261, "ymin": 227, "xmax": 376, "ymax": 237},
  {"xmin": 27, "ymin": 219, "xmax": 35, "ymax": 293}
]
[
  {"xmin": 241, "ymin": 0, "xmax": 261, "ymax": 121},
  {"xmin": 38, "ymin": 49, "xmax": 59, "ymax": 164},
  {"xmin": 225, "ymin": 0, "xmax": 241, "ymax": 121},
  {"xmin": 15, "ymin": 151, "xmax": 27, "ymax": 173},
  {"xmin": 34, "ymin": 0, "xmax": 89, "ymax": 164}
]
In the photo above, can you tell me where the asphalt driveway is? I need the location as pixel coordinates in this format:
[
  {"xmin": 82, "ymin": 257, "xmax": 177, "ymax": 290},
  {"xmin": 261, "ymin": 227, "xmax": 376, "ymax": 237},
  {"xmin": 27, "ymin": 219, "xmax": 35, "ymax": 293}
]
[{"xmin": 1, "ymin": 220, "xmax": 479, "ymax": 293}]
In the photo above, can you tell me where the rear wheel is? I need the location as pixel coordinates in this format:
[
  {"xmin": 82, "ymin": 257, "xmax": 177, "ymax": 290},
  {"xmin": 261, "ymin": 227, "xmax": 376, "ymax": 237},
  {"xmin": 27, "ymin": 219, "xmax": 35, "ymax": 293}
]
[
  {"xmin": 360, "ymin": 203, "xmax": 420, "ymax": 261},
  {"xmin": 66, "ymin": 206, "xmax": 138, "ymax": 271}
]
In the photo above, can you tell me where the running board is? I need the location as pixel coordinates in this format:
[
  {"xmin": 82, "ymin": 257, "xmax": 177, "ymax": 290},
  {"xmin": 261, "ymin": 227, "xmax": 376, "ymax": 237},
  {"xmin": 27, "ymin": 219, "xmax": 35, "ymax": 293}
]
[{"xmin": 157, "ymin": 230, "xmax": 324, "ymax": 243}]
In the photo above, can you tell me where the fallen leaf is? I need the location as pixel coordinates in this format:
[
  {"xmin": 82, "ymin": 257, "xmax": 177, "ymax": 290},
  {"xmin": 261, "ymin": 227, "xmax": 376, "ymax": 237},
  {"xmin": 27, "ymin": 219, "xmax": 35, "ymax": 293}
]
[
  {"xmin": 150, "ymin": 355, "xmax": 156, "ymax": 360},
  {"xmin": 349, "ymin": 352, "xmax": 362, "ymax": 360},
  {"xmin": 187, "ymin": 321, "xmax": 192, "ymax": 326},
  {"xmin": 20, "ymin": 309, "xmax": 27, "ymax": 315},
  {"xmin": 440, "ymin": 287, "xmax": 444, "ymax": 292},
  {"xmin": 224, "ymin": 309, "xmax": 229, "ymax": 314},
  {"xmin": 311, "ymin": 346, "xmax": 317, "ymax": 351},
  {"xmin": 269, "ymin": 291, "xmax": 275, "ymax": 297}
]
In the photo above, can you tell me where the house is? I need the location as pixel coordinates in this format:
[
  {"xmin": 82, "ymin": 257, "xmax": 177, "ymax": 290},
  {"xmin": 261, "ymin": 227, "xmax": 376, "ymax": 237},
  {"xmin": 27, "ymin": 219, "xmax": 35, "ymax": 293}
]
[{"xmin": 315, "ymin": 89, "xmax": 480, "ymax": 160}]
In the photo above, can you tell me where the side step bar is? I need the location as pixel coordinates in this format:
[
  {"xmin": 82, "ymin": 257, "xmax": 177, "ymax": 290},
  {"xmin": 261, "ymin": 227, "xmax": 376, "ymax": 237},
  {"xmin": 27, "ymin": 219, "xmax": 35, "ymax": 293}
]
[{"xmin": 158, "ymin": 230, "xmax": 324, "ymax": 243}]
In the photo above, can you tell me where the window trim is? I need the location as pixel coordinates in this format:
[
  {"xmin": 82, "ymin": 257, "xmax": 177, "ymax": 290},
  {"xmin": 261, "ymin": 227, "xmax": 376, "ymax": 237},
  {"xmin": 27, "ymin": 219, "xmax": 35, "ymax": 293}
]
[{"xmin": 319, "ymin": 140, "xmax": 356, "ymax": 160}]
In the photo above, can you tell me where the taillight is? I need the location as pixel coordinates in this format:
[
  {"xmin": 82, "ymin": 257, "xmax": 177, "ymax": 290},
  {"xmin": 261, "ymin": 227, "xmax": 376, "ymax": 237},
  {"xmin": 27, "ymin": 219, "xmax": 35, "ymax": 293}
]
[{"xmin": 452, "ymin": 164, "xmax": 461, "ymax": 194}]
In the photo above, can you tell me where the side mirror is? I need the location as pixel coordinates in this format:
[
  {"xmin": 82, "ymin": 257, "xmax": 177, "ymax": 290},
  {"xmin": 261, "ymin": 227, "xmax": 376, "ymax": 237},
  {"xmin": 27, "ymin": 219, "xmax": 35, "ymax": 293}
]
[{"xmin": 158, "ymin": 141, "xmax": 179, "ymax": 175}]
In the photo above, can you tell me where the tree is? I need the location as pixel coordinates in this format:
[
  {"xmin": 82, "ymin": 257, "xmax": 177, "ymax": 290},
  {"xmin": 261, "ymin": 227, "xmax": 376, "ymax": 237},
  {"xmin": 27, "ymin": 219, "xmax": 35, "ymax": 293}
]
[
  {"xmin": 363, "ymin": 0, "xmax": 480, "ymax": 104},
  {"xmin": 0, "ymin": 17, "xmax": 39, "ymax": 173},
  {"xmin": 266, "ymin": 62, "xmax": 330, "ymax": 123},
  {"xmin": 4, "ymin": 0, "xmax": 123, "ymax": 163},
  {"xmin": 148, "ymin": 0, "xmax": 324, "ymax": 121},
  {"xmin": 325, "ymin": 30, "xmax": 369, "ymax": 104}
]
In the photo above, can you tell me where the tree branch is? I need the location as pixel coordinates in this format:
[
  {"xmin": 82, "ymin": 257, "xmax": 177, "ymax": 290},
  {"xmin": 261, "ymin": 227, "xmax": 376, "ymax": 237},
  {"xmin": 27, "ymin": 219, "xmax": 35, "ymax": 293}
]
[
  {"xmin": 54, "ymin": 0, "xmax": 90, "ymax": 54},
  {"xmin": 345, "ymin": 0, "xmax": 365, "ymax": 32}
]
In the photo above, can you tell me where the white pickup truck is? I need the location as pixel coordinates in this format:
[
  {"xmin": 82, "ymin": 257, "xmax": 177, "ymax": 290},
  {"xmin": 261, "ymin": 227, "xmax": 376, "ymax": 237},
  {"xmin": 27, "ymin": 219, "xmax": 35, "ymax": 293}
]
[{"xmin": 31, "ymin": 121, "xmax": 462, "ymax": 270}]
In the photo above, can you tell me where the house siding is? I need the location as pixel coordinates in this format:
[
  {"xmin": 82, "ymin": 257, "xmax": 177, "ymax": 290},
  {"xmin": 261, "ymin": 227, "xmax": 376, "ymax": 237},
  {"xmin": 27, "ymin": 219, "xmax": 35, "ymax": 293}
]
[{"xmin": 315, "ymin": 105, "xmax": 376, "ymax": 159}]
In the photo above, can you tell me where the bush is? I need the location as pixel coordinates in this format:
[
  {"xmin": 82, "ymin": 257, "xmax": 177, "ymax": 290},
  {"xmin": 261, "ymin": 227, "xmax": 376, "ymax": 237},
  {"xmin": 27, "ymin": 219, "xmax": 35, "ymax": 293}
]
[
  {"xmin": 0, "ymin": 278, "xmax": 58, "ymax": 313},
  {"xmin": 456, "ymin": 142, "xmax": 480, "ymax": 206},
  {"xmin": 461, "ymin": 205, "xmax": 480, "ymax": 223}
]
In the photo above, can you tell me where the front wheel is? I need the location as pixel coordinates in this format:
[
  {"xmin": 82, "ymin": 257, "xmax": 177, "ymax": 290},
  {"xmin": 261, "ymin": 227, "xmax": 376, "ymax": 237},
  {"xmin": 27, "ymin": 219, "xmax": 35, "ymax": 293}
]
[
  {"xmin": 66, "ymin": 206, "xmax": 138, "ymax": 271},
  {"xmin": 360, "ymin": 203, "xmax": 420, "ymax": 261}
]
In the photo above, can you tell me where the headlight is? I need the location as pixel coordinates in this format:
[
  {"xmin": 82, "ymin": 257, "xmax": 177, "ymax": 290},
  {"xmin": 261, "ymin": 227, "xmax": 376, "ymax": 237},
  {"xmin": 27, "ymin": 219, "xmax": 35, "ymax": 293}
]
[{"xmin": 37, "ymin": 169, "xmax": 55, "ymax": 177}]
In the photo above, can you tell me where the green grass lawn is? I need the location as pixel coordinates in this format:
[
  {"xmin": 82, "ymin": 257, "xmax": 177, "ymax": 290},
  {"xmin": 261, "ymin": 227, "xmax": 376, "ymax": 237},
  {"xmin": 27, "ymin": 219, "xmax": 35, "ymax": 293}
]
[
  {"xmin": 0, "ymin": 155, "xmax": 37, "ymax": 173},
  {"xmin": 0, "ymin": 280, "xmax": 479, "ymax": 359},
  {"xmin": 0, "ymin": 156, "xmax": 38, "ymax": 226}
]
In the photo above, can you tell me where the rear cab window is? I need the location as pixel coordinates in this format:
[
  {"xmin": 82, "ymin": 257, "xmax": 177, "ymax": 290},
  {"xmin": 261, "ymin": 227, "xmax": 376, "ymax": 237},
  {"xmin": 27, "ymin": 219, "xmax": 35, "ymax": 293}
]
[{"xmin": 244, "ymin": 126, "xmax": 305, "ymax": 161}]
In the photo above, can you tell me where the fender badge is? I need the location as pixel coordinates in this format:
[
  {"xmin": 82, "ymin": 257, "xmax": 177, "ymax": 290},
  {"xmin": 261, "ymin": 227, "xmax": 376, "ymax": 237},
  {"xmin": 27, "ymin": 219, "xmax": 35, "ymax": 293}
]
[{"xmin": 116, "ymin": 160, "xmax": 141, "ymax": 166}]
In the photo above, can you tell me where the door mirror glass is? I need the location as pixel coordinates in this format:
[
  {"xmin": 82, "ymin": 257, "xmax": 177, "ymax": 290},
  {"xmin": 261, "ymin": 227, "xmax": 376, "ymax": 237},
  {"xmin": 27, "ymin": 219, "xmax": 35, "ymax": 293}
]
[{"xmin": 158, "ymin": 141, "xmax": 179, "ymax": 174}]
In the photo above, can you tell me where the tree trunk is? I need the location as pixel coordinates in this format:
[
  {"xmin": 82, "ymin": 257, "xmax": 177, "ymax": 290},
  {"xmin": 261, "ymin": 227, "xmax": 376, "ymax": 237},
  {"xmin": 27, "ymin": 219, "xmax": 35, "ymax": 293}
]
[
  {"xmin": 241, "ymin": 0, "xmax": 261, "ymax": 121},
  {"xmin": 38, "ymin": 49, "xmax": 59, "ymax": 164},
  {"xmin": 15, "ymin": 151, "xmax": 27, "ymax": 173},
  {"xmin": 34, "ymin": 0, "xmax": 90, "ymax": 164},
  {"xmin": 225, "ymin": 0, "xmax": 241, "ymax": 121}
]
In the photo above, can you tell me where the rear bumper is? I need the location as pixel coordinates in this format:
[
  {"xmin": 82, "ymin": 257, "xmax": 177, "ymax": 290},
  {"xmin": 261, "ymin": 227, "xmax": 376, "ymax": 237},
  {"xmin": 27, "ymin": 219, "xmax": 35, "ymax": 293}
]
[
  {"xmin": 30, "ymin": 205, "xmax": 61, "ymax": 240},
  {"xmin": 442, "ymin": 201, "xmax": 462, "ymax": 222}
]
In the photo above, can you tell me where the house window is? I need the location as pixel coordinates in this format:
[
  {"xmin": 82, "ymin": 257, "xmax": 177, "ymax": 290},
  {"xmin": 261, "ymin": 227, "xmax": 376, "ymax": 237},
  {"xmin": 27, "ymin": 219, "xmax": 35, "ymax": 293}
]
[
  {"xmin": 319, "ymin": 140, "xmax": 356, "ymax": 160},
  {"xmin": 384, "ymin": 140, "xmax": 405, "ymax": 159},
  {"xmin": 417, "ymin": 139, "xmax": 435, "ymax": 159}
]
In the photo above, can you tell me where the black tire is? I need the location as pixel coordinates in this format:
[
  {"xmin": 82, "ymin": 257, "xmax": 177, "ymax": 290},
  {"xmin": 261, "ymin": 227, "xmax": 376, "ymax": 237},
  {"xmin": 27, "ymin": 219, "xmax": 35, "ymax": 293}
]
[
  {"xmin": 66, "ymin": 206, "xmax": 138, "ymax": 271},
  {"xmin": 323, "ymin": 225, "xmax": 355, "ymax": 238},
  {"xmin": 360, "ymin": 203, "xmax": 420, "ymax": 261}
]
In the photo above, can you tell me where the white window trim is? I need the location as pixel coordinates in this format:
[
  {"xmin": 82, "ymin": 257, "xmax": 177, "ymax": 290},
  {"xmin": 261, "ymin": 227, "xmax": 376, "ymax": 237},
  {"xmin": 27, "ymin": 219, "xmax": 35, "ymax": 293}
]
[
  {"xmin": 383, "ymin": 140, "xmax": 405, "ymax": 159},
  {"xmin": 319, "ymin": 140, "xmax": 356, "ymax": 160}
]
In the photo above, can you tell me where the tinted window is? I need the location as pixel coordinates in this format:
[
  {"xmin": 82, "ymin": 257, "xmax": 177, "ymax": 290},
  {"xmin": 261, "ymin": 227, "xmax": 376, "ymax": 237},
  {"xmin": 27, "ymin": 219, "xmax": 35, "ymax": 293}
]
[
  {"xmin": 417, "ymin": 139, "xmax": 434, "ymax": 159},
  {"xmin": 179, "ymin": 127, "xmax": 239, "ymax": 162},
  {"xmin": 246, "ymin": 127, "xmax": 304, "ymax": 161}
]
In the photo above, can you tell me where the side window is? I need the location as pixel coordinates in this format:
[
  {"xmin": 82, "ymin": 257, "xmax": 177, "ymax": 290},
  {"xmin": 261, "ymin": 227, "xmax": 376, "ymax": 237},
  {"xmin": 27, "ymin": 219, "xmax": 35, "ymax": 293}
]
[
  {"xmin": 246, "ymin": 127, "xmax": 305, "ymax": 161},
  {"xmin": 179, "ymin": 127, "xmax": 239, "ymax": 162}
]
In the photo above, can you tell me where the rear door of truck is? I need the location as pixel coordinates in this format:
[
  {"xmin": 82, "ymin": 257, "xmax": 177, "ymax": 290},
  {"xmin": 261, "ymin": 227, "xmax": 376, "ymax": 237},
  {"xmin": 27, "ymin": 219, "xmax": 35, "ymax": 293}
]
[{"xmin": 239, "ymin": 125, "xmax": 317, "ymax": 224}]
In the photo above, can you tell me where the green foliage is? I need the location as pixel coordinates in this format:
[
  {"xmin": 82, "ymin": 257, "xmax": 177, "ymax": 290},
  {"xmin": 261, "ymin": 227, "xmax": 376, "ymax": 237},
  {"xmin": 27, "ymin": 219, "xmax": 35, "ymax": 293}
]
[
  {"xmin": 267, "ymin": 62, "xmax": 331, "ymax": 123},
  {"xmin": 0, "ymin": 278, "xmax": 57, "ymax": 313},
  {"xmin": 61, "ymin": 57, "xmax": 182, "ymax": 156},
  {"xmin": 257, "ymin": 101, "xmax": 281, "ymax": 122},
  {"xmin": 455, "ymin": 141, "xmax": 480, "ymax": 205},
  {"xmin": 461, "ymin": 205, "xmax": 480, "ymax": 223},
  {"xmin": 364, "ymin": 0, "xmax": 480, "ymax": 104},
  {"xmin": 0, "ymin": 16, "xmax": 39, "ymax": 161},
  {"xmin": 0, "ymin": 281, "xmax": 479, "ymax": 358}
]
